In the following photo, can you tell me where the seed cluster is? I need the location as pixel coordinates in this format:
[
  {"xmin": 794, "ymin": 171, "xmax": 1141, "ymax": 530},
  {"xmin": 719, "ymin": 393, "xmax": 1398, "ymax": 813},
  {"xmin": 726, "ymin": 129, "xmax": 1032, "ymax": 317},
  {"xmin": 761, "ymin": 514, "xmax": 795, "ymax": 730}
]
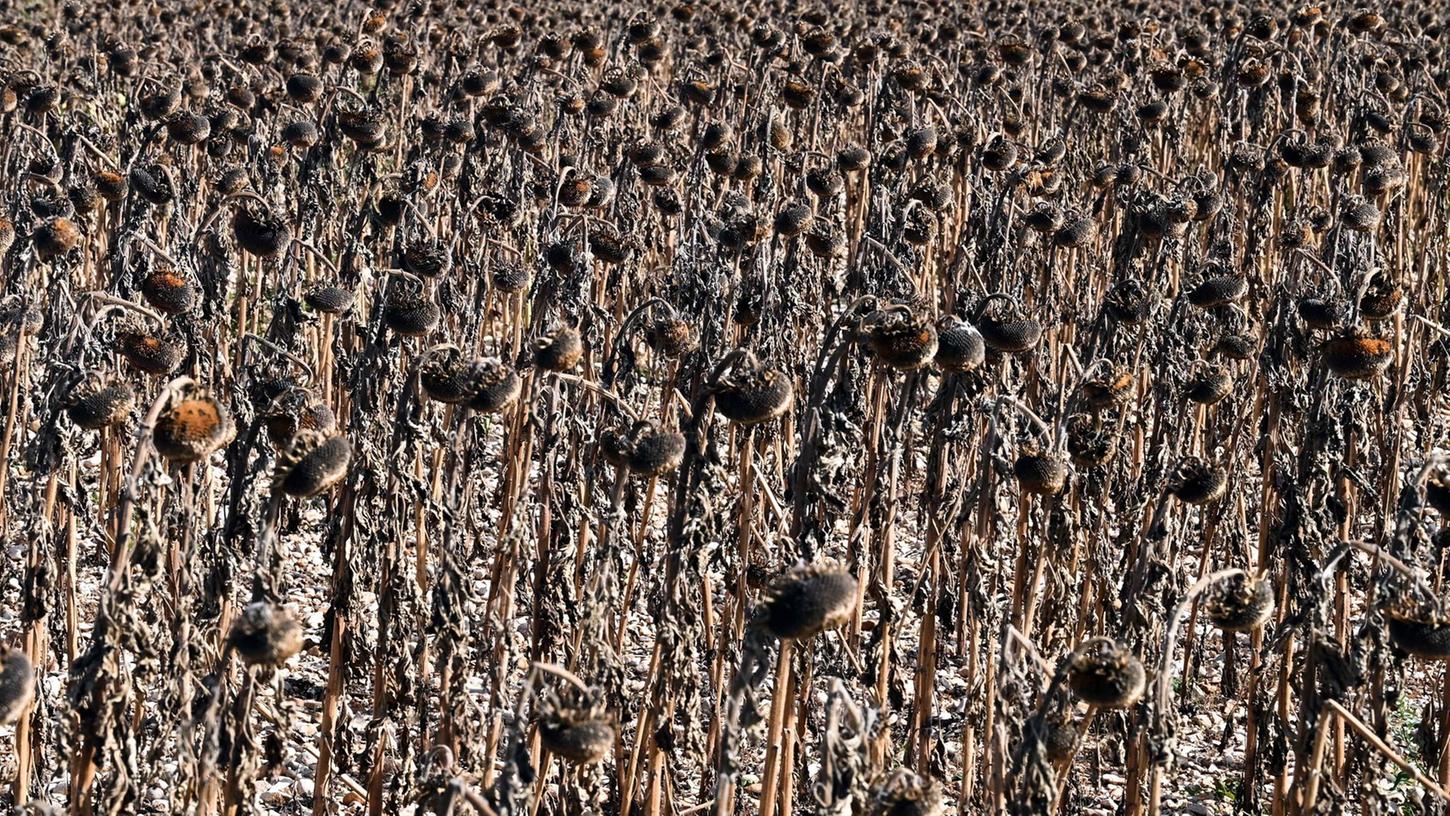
[{"xmin": 0, "ymin": 0, "xmax": 1448, "ymax": 814}]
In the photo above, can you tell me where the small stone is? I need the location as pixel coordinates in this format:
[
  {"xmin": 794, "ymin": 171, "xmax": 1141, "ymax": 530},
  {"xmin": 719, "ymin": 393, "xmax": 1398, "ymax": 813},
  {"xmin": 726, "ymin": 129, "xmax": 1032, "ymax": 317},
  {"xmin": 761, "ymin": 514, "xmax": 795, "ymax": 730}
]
[{"xmin": 261, "ymin": 780, "xmax": 293, "ymax": 804}]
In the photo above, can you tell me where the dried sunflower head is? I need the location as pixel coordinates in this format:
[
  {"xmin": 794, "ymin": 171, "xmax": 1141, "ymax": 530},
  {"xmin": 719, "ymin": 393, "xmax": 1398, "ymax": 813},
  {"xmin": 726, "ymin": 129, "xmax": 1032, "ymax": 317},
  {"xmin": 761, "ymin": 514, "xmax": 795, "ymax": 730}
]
[
  {"xmin": 755, "ymin": 562, "xmax": 857, "ymax": 641},
  {"xmin": 228, "ymin": 602, "xmax": 305, "ymax": 666},
  {"xmin": 1067, "ymin": 638, "xmax": 1146, "ymax": 708}
]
